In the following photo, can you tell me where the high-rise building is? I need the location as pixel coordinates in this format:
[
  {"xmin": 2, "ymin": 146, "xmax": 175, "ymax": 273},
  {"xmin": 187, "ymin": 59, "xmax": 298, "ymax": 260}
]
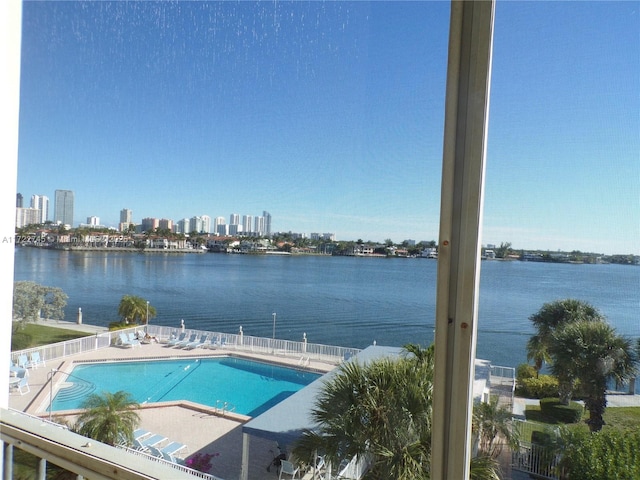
[
  {"xmin": 141, "ymin": 217, "xmax": 159, "ymax": 232},
  {"xmin": 120, "ymin": 208, "xmax": 132, "ymax": 224},
  {"xmin": 263, "ymin": 211, "xmax": 272, "ymax": 236},
  {"xmin": 213, "ymin": 217, "xmax": 226, "ymax": 235},
  {"xmin": 254, "ymin": 216, "xmax": 265, "ymax": 235},
  {"xmin": 242, "ymin": 215, "xmax": 253, "ymax": 234},
  {"xmin": 158, "ymin": 218, "xmax": 173, "ymax": 231},
  {"xmin": 229, "ymin": 213, "xmax": 240, "ymax": 226},
  {"xmin": 31, "ymin": 195, "xmax": 49, "ymax": 224},
  {"xmin": 201, "ymin": 215, "xmax": 211, "ymax": 234},
  {"xmin": 15, "ymin": 208, "xmax": 40, "ymax": 228},
  {"xmin": 87, "ymin": 216, "xmax": 100, "ymax": 226},
  {"xmin": 16, "ymin": 193, "xmax": 23, "ymax": 208},
  {"xmin": 54, "ymin": 190, "xmax": 74, "ymax": 226}
]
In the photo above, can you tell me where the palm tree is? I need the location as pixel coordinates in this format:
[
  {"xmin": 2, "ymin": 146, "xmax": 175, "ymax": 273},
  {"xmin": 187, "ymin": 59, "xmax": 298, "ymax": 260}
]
[
  {"xmin": 75, "ymin": 391, "xmax": 140, "ymax": 446},
  {"xmin": 292, "ymin": 344, "xmax": 500, "ymax": 480},
  {"xmin": 549, "ymin": 321, "xmax": 638, "ymax": 432},
  {"xmin": 472, "ymin": 398, "xmax": 519, "ymax": 459},
  {"xmin": 526, "ymin": 299, "xmax": 605, "ymax": 402},
  {"xmin": 293, "ymin": 345, "xmax": 434, "ymax": 479},
  {"xmin": 117, "ymin": 295, "xmax": 156, "ymax": 324}
]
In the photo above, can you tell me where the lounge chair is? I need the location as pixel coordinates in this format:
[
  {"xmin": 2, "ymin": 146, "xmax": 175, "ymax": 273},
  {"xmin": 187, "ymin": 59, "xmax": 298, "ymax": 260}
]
[
  {"xmin": 184, "ymin": 334, "xmax": 208, "ymax": 350},
  {"xmin": 166, "ymin": 332, "xmax": 187, "ymax": 347},
  {"xmin": 28, "ymin": 351, "xmax": 45, "ymax": 369},
  {"xmin": 127, "ymin": 332, "xmax": 142, "ymax": 347},
  {"xmin": 133, "ymin": 433, "xmax": 167, "ymax": 451},
  {"xmin": 174, "ymin": 333, "xmax": 197, "ymax": 348},
  {"xmin": 160, "ymin": 449, "xmax": 185, "ymax": 465},
  {"xmin": 118, "ymin": 332, "xmax": 135, "ymax": 348},
  {"xmin": 159, "ymin": 441, "xmax": 187, "ymax": 457},
  {"xmin": 279, "ymin": 460, "xmax": 300, "ymax": 479},
  {"xmin": 133, "ymin": 428, "xmax": 152, "ymax": 440}
]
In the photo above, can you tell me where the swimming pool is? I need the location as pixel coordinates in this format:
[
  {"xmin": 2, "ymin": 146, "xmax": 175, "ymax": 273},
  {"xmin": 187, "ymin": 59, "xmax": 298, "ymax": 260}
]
[{"xmin": 51, "ymin": 357, "xmax": 321, "ymax": 417}]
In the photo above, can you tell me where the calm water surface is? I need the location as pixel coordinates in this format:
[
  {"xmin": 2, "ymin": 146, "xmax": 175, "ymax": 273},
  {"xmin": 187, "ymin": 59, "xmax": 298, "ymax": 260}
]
[{"xmin": 13, "ymin": 248, "xmax": 640, "ymax": 371}]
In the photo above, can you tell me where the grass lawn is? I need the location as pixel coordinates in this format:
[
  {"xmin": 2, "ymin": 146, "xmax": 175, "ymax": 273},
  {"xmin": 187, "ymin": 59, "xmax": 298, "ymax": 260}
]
[
  {"xmin": 522, "ymin": 404, "xmax": 640, "ymax": 441},
  {"xmin": 11, "ymin": 322, "xmax": 90, "ymax": 350}
]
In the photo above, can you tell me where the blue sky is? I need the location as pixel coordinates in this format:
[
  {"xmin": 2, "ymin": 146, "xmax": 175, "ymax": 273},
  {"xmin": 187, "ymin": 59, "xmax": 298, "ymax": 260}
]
[{"xmin": 17, "ymin": 1, "xmax": 639, "ymax": 254}]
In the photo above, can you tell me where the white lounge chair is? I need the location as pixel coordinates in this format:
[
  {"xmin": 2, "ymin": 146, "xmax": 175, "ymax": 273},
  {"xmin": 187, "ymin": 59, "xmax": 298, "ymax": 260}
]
[
  {"xmin": 127, "ymin": 332, "xmax": 142, "ymax": 347},
  {"xmin": 174, "ymin": 333, "xmax": 197, "ymax": 348},
  {"xmin": 185, "ymin": 335, "xmax": 208, "ymax": 350},
  {"xmin": 133, "ymin": 433, "xmax": 167, "ymax": 451},
  {"xmin": 166, "ymin": 332, "xmax": 187, "ymax": 346},
  {"xmin": 118, "ymin": 332, "xmax": 135, "ymax": 348}
]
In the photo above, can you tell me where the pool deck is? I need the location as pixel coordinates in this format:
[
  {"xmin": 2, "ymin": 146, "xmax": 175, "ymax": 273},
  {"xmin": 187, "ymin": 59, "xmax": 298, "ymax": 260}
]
[{"xmin": 9, "ymin": 333, "xmax": 337, "ymax": 480}]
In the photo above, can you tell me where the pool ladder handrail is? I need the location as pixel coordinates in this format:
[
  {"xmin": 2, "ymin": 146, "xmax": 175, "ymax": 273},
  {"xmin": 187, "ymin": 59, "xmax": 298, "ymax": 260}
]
[{"xmin": 215, "ymin": 399, "xmax": 236, "ymax": 416}]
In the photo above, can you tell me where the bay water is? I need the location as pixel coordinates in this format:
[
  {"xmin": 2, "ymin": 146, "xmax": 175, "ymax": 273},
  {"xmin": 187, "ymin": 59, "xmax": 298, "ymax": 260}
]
[{"xmin": 13, "ymin": 247, "xmax": 639, "ymax": 374}]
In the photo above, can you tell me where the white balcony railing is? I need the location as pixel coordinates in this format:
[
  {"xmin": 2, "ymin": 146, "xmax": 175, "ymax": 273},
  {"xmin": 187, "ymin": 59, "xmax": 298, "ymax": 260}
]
[{"xmin": 1, "ymin": 408, "xmax": 212, "ymax": 480}]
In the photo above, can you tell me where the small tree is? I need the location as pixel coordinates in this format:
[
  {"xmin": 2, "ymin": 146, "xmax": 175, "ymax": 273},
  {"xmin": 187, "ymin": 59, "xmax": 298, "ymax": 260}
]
[
  {"xmin": 13, "ymin": 281, "xmax": 68, "ymax": 326},
  {"xmin": 75, "ymin": 391, "xmax": 140, "ymax": 446}
]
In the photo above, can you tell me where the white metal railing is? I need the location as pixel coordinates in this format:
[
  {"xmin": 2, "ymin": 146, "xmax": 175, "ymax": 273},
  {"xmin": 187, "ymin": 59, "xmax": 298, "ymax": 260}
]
[
  {"xmin": 117, "ymin": 445, "xmax": 223, "ymax": 480},
  {"xmin": 147, "ymin": 325, "xmax": 361, "ymax": 365},
  {"xmin": 511, "ymin": 441, "xmax": 560, "ymax": 480},
  {"xmin": 1, "ymin": 408, "xmax": 206, "ymax": 480},
  {"xmin": 10, "ymin": 325, "xmax": 361, "ymax": 368},
  {"xmin": 10, "ymin": 328, "xmax": 124, "ymax": 366}
]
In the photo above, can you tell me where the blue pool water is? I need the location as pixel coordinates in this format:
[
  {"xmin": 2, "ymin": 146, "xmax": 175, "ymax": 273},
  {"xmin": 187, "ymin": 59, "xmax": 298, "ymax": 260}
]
[{"xmin": 51, "ymin": 357, "xmax": 321, "ymax": 417}]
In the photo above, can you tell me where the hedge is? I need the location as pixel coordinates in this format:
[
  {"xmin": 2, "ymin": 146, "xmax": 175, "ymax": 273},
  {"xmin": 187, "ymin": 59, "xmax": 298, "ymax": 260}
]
[
  {"xmin": 516, "ymin": 374, "xmax": 559, "ymax": 399},
  {"xmin": 559, "ymin": 429, "xmax": 640, "ymax": 480},
  {"xmin": 539, "ymin": 398, "xmax": 583, "ymax": 424}
]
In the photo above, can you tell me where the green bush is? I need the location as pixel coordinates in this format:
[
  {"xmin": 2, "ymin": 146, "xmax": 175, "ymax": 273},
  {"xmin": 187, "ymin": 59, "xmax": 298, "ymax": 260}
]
[
  {"xmin": 539, "ymin": 398, "xmax": 583, "ymax": 424},
  {"xmin": 516, "ymin": 374, "xmax": 559, "ymax": 398},
  {"xmin": 516, "ymin": 363, "xmax": 537, "ymax": 382},
  {"xmin": 558, "ymin": 429, "xmax": 640, "ymax": 479},
  {"xmin": 108, "ymin": 321, "xmax": 130, "ymax": 331}
]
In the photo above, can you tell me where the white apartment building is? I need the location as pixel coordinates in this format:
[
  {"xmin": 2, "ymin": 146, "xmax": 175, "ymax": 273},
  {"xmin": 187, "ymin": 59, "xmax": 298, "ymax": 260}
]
[
  {"xmin": 30, "ymin": 194, "xmax": 49, "ymax": 223},
  {"xmin": 242, "ymin": 214, "xmax": 253, "ymax": 233}
]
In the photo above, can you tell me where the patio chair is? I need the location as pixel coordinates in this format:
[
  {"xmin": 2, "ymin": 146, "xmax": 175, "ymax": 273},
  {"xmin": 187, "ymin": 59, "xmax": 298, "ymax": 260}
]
[
  {"xmin": 17, "ymin": 354, "xmax": 29, "ymax": 369},
  {"xmin": 279, "ymin": 460, "xmax": 300, "ymax": 479},
  {"xmin": 28, "ymin": 351, "xmax": 45, "ymax": 369},
  {"xmin": 184, "ymin": 335, "xmax": 208, "ymax": 350},
  {"xmin": 118, "ymin": 332, "xmax": 135, "ymax": 348},
  {"xmin": 133, "ymin": 434, "xmax": 167, "ymax": 451},
  {"xmin": 127, "ymin": 332, "xmax": 142, "ymax": 347},
  {"xmin": 12, "ymin": 375, "xmax": 30, "ymax": 395},
  {"xmin": 166, "ymin": 332, "xmax": 187, "ymax": 347},
  {"xmin": 160, "ymin": 441, "xmax": 187, "ymax": 458},
  {"xmin": 160, "ymin": 449, "xmax": 185, "ymax": 465},
  {"xmin": 174, "ymin": 333, "xmax": 197, "ymax": 348}
]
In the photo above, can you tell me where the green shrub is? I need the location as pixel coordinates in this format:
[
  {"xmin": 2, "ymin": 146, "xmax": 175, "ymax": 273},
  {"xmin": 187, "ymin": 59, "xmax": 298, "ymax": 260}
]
[
  {"xmin": 558, "ymin": 428, "xmax": 640, "ymax": 480},
  {"xmin": 108, "ymin": 321, "xmax": 130, "ymax": 331},
  {"xmin": 539, "ymin": 398, "xmax": 583, "ymax": 424},
  {"xmin": 516, "ymin": 374, "xmax": 559, "ymax": 398},
  {"xmin": 516, "ymin": 363, "xmax": 537, "ymax": 382}
]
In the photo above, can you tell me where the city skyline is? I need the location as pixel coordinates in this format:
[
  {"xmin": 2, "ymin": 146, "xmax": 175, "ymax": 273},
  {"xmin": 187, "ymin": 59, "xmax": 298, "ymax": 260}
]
[{"xmin": 16, "ymin": 2, "xmax": 639, "ymax": 254}]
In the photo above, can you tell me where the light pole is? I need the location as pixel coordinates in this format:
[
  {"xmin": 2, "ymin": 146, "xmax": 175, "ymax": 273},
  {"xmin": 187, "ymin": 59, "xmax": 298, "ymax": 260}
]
[
  {"xmin": 146, "ymin": 300, "xmax": 149, "ymax": 333},
  {"xmin": 272, "ymin": 312, "xmax": 276, "ymax": 340}
]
